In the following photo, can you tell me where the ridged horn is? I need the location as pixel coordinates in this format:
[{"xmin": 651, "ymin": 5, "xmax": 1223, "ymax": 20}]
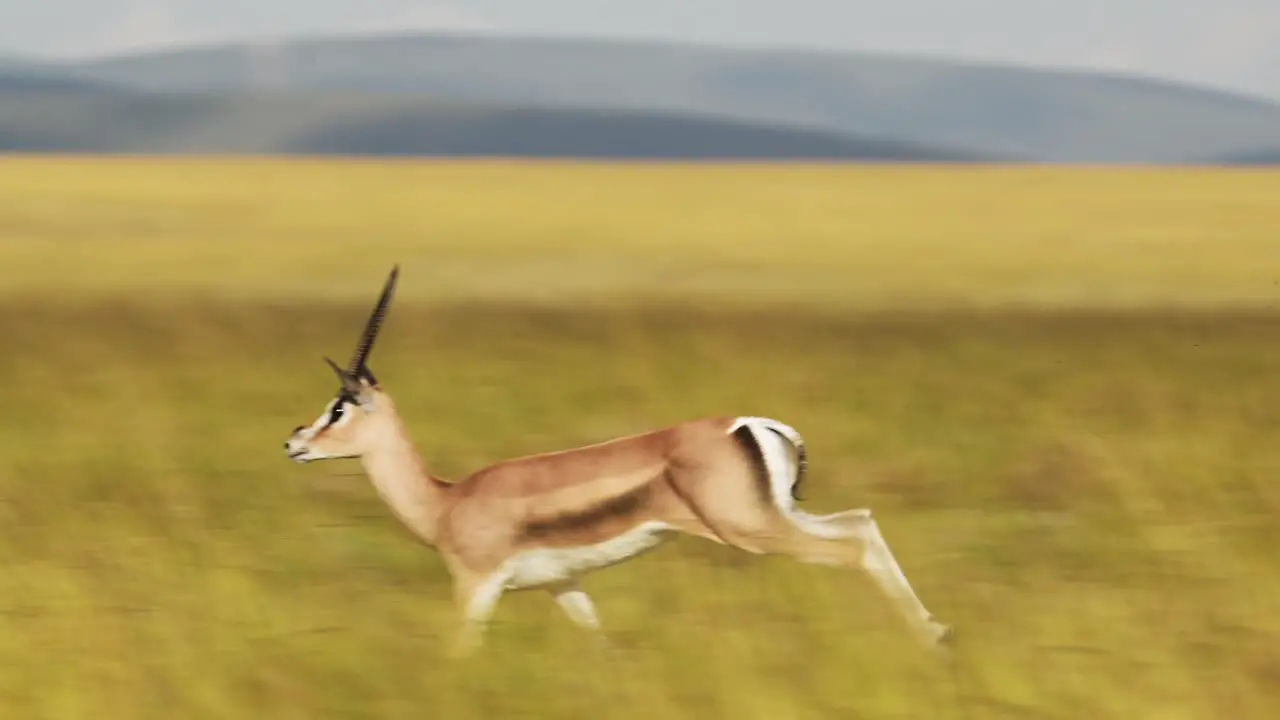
[{"xmin": 346, "ymin": 264, "xmax": 400, "ymax": 376}]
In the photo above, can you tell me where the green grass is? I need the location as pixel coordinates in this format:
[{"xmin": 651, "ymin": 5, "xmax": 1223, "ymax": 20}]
[{"xmin": 1, "ymin": 158, "xmax": 1279, "ymax": 718}]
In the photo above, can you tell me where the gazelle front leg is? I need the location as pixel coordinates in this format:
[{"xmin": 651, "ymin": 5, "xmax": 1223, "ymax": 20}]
[
  {"xmin": 449, "ymin": 569, "xmax": 510, "ymax": 658},
  {"xmin": 549, "ymin": 581, "xmax": 602, "ymax": 631},
  {"xmin": 548, "ymin": 581, "xmax": 619, "ymax": 654}
]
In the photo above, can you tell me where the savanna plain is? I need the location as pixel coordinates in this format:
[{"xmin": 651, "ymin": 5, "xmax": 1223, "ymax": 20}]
[{"xmin": 1, "ymin": 158, "xmax": 1279, "ymax": 719}]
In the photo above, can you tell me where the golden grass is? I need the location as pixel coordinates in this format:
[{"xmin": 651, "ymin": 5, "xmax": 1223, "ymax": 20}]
[
  {"xmin": 1, "ymin": 157, "xmax": 1280, "ymax": 719},
  {"xmin": 2, "ymin": 157, "xmax": 1279, "ymax": 308}
]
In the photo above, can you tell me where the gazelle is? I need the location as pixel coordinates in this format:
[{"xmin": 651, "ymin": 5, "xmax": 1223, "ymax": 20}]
[{"xmin": 284, "ymin": 266, "xmax": 952, "ymax": 655}]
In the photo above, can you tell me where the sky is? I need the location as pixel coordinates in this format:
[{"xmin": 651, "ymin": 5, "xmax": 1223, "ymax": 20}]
[{"xmin": 4, "ymin": 0, "xmax": 1279, "ymax": 100}]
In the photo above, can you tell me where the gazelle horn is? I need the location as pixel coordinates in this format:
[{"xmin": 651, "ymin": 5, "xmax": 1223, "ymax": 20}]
[
  {"xmin": 346, "ymin": 264, "xmax": 400, "ymax": 376},
  {"xmin": 324, "ymin": 356, "xmax": 360, "ymax": 392}
]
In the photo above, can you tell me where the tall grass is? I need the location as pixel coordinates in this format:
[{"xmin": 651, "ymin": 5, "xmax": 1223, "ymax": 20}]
[{"xmin": 0, "ymin": 158, "xmax": 1278, "ymax": 718}]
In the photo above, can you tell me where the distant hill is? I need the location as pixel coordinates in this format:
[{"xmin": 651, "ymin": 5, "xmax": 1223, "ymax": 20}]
[
  {"xmin": 0, "ymin": 71, "xmax": 119, "ymax": 95},
  {"xmin": 0, "ymin": 82, "xmax": 988, "ymax": 160},
  {"xmin": 279, "ymin": 104, "xmax": 989, "ymax": 160},
  {"xmin": 1208, "ymin": 149, "xmax": 1280, "ymax": 166},
  {"xmin": 42, "ymin": 32, "xmax": 1280, "ymax": 164}
]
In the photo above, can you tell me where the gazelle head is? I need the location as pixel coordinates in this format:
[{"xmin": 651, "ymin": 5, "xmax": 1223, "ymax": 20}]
[{"xmin": 284, "ymin": 265, "xmax": 400, "ymax": 464}]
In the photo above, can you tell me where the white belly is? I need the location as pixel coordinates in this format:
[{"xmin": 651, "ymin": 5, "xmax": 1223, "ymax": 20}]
[{"xmin": 503, "ymin": 522, "xmax": 673, "ymax": 590}]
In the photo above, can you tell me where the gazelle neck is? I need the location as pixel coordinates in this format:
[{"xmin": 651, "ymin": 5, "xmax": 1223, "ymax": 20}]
[{"xmin": 358, "ymin": 397, "xmax": 450, "ymax": 546}]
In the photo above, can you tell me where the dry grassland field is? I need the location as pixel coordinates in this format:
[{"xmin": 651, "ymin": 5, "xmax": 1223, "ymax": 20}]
[{"xmin": 1, "ymin": 157, "xmax": 1279, "ymax": 719}]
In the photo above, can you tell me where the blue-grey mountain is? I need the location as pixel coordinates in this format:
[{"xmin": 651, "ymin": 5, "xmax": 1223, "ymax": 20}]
[{"xmin": 4, "ymin": 33, "xmax": 1280, "ymax": 163}]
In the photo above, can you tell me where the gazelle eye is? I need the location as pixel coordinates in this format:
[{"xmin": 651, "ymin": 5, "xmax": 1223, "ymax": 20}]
[{"xmin": 329, "ymin": 403, "xmax": 346, "ymax": 423}]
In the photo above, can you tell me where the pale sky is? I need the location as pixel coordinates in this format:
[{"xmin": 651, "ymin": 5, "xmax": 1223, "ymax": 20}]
[{"xmin": 4, "ymin": 0, "xmax": 1279, "ymax": 100}]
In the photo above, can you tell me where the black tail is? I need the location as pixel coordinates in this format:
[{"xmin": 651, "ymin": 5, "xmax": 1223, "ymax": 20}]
[{"xmin": 779, "ymin": 430, "xmax": 807, "ymax": 502}]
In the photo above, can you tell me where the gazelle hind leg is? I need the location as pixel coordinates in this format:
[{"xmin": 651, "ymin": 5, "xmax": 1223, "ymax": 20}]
[
  {"xmin": 790, "ymin": 508, "xmax": 871, "ymax": 538},
  {"xmin": 722, "ymin": 424, "xmax": 950, "ymax": 647},
  {"xmin": 782, "ymin": 510, "xmax": 951, "ymax": 648}
]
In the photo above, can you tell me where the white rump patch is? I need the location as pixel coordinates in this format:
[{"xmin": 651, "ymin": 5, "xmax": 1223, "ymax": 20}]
[{"xmin": 728, "ymin": 416, "xmax": 803, "ymax": 515}]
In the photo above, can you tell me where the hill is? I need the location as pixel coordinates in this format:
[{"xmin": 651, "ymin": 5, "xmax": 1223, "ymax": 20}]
[
  {"xmin": 0, "ymin": 84, "xmax": 987, "ymax": 160},
  {"xmin": 46, "ymin": 32, "xmax": 1280, "ymax": 163},
  {"xmin": 1209, "ymin": 149, "xmax": 1280, "ymax": 166},
  {"xmin": 0, "ymin": 67, "xmax": 120, "ymax": 95}
]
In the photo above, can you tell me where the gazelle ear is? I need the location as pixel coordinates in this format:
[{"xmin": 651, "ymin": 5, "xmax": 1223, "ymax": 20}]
[
  {"xmin": 356, "ymin": 365, "xmax": 380, "ymax": 388},
  {"xmin": 353, "ymin": 391, "xmax": 378, "ymax": 413}
]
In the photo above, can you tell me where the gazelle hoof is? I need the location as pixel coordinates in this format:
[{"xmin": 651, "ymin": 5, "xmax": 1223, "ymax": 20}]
[
  {"xmin": 936, "ymin": 625, "xmax": 955, "ymax": 646},
  {"xmin": 924, "ymin": 617, "xmax": 954, "ymax": 650}
]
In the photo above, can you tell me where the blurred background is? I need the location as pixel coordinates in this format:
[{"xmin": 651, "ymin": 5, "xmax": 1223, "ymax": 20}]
[
  {"xmin": 1, "ymin": 3, "xmax": 1279, "ymax": 719},
  {"xmin": 3, "ymin": 0, "xmax": 1280, "ymax": 162}
]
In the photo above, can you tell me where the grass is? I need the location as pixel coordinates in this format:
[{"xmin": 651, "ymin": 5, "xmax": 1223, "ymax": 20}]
[
  {"xmin": 1, "ymin": 157, "xmax": 1279, "ymax": 718},
  {"xmin": 2, "ymin": 157, "xmax": 1280, "ymax": 309}
]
